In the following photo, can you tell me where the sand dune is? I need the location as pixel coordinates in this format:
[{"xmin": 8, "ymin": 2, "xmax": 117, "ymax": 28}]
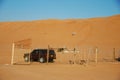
[
  {"xmin": 0, "ymin": 15, "xmax": 120, "ymax": 80},
  {"xmin": 0, "ymin": 14, "xmax": 120, "ymax": 64}
]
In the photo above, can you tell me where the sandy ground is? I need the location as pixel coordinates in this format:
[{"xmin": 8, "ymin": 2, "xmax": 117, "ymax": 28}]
[{"xmin": 0, "ymin": 62, "xmax": 120, "ymax": 80}]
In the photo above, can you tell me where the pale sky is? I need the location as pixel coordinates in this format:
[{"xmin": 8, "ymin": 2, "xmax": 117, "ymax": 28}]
[{"xmin": 0, "ymin": 0, "xmax": 120, "ymax": 22}]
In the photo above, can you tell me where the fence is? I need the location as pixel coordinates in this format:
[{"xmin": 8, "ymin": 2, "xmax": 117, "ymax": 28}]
[
  {"xmin": 55, "ymin": 46, "xmax": 120, "ymax": 64},
  {"xmin": 55, "ymin": 46, "xmax": 96, "ymax": 64},
  {"xmin": 11, "ymin": 39, "xmax": 32, "ymax": 65},
  {"xmin": 11, "ymin": 43, "xmax": 31, "ymax": 65},
  {"xmin": 11, "ymin": 44, "xmax": 120, "ymax": 65}
]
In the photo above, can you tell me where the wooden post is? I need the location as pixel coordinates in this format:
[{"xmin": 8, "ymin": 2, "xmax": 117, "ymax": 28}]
[
  {"xmin": 11, "ymin": 43, "xmax": 15, "ymax": 65},
  {"xmin": 73, "ymin": 52, "xmax": 75, "ymax": 64},
  {"xmin": 113, "ymin": 48, "xmax": 116, "ymax": 61},
  {"xmin": 95, "ymin": 47, "xmax": 98, "ymax": 64},
  {"xmin": 28, "ymin": 49, "xmax": 32, "ymax": 64},
  {"xmin": 47, "ymin": 45, "xmax": 50, "ymax": 64},
  {"xmin": 73, "ymin": 48, "xmax": 76, "ymax": 64},
  {"xmin": 87, "ymin": 48, "xmax": 90, "ymax": 64}
]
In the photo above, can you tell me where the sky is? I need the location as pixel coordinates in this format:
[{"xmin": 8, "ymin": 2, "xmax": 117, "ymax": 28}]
[{"xmin": 0, "ymin": 0, "xmax": 120, "ymax": 22}]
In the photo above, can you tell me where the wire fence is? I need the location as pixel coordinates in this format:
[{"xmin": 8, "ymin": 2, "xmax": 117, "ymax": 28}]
[
  {"xmin": 55, "ymin": 46, "xmax": 120, "ymax": 64},
  {"xmin": 55, "ymin": 46, "xmax": 96, "ymax": 64},
  {"xmin": 13, "ymin": 48, "xmax": 31, "ymax": 64},
  {"xmin": 12, "ymin": 44, "xmax": 120, "ymax": 65}
]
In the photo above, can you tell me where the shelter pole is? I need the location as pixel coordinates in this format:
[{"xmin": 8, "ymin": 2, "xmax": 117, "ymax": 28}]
[{"xmin": 11, "ymin": 43, "xmax": 15, "ymax": 65}]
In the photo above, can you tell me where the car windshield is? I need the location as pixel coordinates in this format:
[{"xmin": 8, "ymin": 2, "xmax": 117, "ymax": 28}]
[
  {"xmin": 31, "ymin": 49, "xmax": 55, "ymax": 54},
  {"xmin": 49, "ymin": 50, "xmax": 55, "ymax": 54}
]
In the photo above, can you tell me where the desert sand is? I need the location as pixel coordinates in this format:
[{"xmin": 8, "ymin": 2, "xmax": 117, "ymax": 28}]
[
  {"xmin": 0, "ymin": 62, "xmax": 120, "ymax": 80},
  {"xmin": 0, "ymin": 15, "xmax": 120, "ymax": 80}
]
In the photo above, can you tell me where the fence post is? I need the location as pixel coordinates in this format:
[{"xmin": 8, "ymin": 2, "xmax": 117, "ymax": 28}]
[
  {"xmin": 95, "ymin": 47, "xmax": 98, "ymax": 64},
  {"xmin": 87, "ymin": 48, "xmax": 90, "ymax": 64},
  {"xmin": 28, "ymin": 49, "xmax": 32, "ymax": 64},
  {"xmin": 113, "ymin": 48, "xmax": 116, "ymax": 61},
  {"xmin": 47, "ymin": 45, "xmax": 50, "ymax": 64},
  {"xmin": 73, "ymin": 48, "xmax": 76, "ymax": 64},
  {"xmin": 11, "ymin": 43, "xmax": 15, "ymax": 65}
]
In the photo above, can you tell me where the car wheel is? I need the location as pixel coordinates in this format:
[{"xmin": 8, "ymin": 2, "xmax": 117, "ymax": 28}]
[
  {"xmin": 24, "ymin": 56, "xmax": 29, "ymax": 62},
  {"xmin": 49, "ymin": 58, "xmax": 54, "ymax": 62},
  {"xmin": 39, "ymin": 57, "xmax": 44, "ymax": 63}
]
